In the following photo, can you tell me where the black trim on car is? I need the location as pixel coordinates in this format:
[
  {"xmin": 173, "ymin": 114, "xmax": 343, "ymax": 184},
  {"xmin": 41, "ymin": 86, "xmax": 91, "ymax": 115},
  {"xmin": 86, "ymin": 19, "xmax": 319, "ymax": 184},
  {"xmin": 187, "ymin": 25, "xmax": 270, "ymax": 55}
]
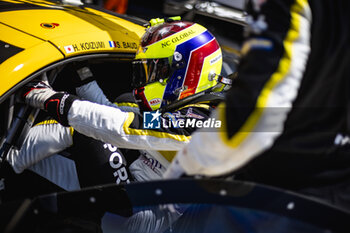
[{"xmin": 0, "ymin": 40, "xmax": 24, "ymax": 64}]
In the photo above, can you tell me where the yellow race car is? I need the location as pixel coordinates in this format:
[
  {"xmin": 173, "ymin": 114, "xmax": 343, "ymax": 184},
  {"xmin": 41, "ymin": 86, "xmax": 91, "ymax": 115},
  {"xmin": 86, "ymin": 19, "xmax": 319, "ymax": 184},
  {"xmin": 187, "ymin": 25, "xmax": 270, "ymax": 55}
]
[
  {"xmin": 0, "ymin": 0, "xmax": 146, "ymax": 150},
  {"xmin": 0, "ymin": 0, "xmax": 146, "ymax": 97}
]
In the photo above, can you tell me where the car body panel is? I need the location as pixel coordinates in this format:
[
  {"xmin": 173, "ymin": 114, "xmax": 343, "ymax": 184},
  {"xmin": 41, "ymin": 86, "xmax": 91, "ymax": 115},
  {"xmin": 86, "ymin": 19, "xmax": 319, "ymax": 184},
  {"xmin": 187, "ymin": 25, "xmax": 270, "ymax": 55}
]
[
  {"xmin": 0, "ymin": 23, "xmax": 64, "ymax": 97},
  {"xmin": 0, "ymin": 0, "xmax": 145, "ymax": 98}
]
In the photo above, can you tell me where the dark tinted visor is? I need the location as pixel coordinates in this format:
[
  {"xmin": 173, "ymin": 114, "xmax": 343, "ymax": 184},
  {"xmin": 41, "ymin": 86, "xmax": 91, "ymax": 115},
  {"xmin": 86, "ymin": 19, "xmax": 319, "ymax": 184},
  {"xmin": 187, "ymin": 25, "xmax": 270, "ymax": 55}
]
[{"xmin": 132, "ymin": 58, "xmax": 171, "ymax": 88}]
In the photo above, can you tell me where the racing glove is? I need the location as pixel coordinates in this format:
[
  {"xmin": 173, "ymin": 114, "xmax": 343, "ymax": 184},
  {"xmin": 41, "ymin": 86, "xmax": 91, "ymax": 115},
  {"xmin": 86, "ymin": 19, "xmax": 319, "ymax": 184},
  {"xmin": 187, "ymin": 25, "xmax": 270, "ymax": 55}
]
[{"xmin": 23, "ymin": 81, "xmax": 79, "ymax": 126}]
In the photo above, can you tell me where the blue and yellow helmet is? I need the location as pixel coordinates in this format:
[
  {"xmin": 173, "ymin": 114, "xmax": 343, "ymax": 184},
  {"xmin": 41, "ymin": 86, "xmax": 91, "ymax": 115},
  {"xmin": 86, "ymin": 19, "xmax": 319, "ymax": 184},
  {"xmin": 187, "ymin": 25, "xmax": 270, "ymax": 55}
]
[{"xmin": 132, "ymin": 20, "xmax": 222, "ymax": 111}]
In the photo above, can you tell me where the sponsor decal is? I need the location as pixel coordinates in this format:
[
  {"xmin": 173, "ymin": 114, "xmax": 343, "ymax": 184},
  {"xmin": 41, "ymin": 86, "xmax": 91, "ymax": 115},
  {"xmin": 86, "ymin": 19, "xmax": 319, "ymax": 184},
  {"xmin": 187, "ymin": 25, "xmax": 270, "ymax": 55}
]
[
  {"xmin": 143, "ymin": 110, "xmax": 161, "ymax": 129},
  {"xmin": 104, "ymin": 143, "xmax": 130, "ymax": 184},
  {"xmin": 122, "ymin": 41, "xmax": 138, "ymax": 49},
  {"xmin": 161, "ymin": 29, "xmax": 196, "ymax": 48},
  {"xmin": 109, "ymin": 41, "xmax": 119, "ymax": 48},
  {"xmin": 64, "ymin": 41, "xmax": 106, "ymax": 54},
  {"xmin": 184, "ymin": 108, "xmax": 205, "ymax": 119},
  {"xmin": 165, "ymin": 109, "xmax": 204, "ymax": 120},
  {"xmin": 74, "ymin": 41, "xmax": 105, "ymax": 51},
  {"xmin": 210, "ymin": 54, "xmax": 222, "ymax": 65},
  {"xmin": 149, "ymin": 98, "xmax": 161, "ymax": 106},
  {"xmin": 109, "ymin": 41, "xmax": 137, "ymax": 49},
  {"xmin": 64, "ymin": 41, "xmax": 107, "ymax": 54},
  {"xmin": 59, "ymin": 94, "xmax": 69, "ymax": 115},
  {"xmin": 140, "ymin": 155, "xmax": 162, "ymax": 171},
  {"xmin": 40, "ymin": 23, "xmax": 59, "ymax": 29},
  {"xmin": 64, "ymin": 45, "xmax": 74, "ymax": 54}
]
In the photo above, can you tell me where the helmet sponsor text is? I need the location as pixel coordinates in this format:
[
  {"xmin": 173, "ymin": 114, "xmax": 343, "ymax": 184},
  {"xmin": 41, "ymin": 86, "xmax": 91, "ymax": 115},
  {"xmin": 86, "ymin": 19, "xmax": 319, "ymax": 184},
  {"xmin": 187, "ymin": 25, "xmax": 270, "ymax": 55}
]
[
  {"xmin": 161, "ymin": 29, "xmax": 196, "ymax": 48},
  {"xmin": 210, "ymin": 54, "xmax": 222, "ymax": 65},
  {"xmin": 149, "ymin": 98, "xmax": 161, "ymax": 106}
]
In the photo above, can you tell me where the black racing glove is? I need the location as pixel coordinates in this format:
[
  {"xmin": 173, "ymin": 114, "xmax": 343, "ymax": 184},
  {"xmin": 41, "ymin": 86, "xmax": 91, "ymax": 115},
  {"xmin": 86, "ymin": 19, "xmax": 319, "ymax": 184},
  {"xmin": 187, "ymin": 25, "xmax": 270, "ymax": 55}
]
[{"xmin": 23, "ymin": 81, "xmax": 79, "ymax": 126}]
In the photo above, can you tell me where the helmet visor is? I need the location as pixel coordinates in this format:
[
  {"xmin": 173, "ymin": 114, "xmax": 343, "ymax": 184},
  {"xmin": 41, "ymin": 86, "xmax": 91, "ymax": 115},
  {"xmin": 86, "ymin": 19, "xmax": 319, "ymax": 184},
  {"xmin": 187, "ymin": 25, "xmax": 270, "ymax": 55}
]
[{"xmin": 132, "ymin": 58, "xmax": 171, "ymax": 88}]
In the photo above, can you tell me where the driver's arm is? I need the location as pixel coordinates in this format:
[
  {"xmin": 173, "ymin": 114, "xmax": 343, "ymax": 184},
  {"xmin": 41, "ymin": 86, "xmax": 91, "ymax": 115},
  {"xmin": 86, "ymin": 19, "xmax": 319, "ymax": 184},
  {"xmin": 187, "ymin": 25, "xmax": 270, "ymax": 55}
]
[
  {"xmin": 23, "ymin": 82, "xmax": 192, "ymax": 151},
  {"xmin": 69, "ymin": 71, "xmax": 192, "ymax": 151}
]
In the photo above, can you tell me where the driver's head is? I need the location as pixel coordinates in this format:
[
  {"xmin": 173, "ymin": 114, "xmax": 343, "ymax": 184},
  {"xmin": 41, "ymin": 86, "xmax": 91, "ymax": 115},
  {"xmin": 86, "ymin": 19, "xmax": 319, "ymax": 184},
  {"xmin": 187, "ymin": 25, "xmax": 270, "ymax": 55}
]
[{"xmin": 132, "ymin": 20, "xmax": 222, "ymax": 112}]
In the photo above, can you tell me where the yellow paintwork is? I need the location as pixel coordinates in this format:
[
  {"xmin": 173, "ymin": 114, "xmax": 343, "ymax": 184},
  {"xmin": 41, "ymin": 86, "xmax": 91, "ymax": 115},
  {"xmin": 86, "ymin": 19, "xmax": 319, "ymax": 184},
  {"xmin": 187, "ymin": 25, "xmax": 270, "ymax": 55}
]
[
  {"xmin": 0, "ymin": 23, "xmax": 64, "ymax": 98},
  {"xmin": 0, "ymin": 0, "xmax": 146, "ymax": 98}
]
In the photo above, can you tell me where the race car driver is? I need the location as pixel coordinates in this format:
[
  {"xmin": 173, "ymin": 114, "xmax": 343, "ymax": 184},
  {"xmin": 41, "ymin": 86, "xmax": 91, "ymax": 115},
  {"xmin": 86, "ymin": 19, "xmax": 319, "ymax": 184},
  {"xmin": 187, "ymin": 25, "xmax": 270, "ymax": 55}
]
[
  {"xmin": 5, "ymin": 19, "xmax": 231, "ymax": 232},
  {"xmin": 163, "ymin": 0, "xmax": 350, "ymax": 212},
  {"xmin": 22, "ymin": 19, "xmax": 229, "ymax": 156}
]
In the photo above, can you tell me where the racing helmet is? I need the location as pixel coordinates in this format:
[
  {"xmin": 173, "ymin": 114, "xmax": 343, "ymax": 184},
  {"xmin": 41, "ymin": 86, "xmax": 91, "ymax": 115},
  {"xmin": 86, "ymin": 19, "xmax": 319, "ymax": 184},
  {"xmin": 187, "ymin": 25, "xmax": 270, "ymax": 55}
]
[{"xmin": 132, "ymin": 20, "xmax": 223, "ymax": 112}]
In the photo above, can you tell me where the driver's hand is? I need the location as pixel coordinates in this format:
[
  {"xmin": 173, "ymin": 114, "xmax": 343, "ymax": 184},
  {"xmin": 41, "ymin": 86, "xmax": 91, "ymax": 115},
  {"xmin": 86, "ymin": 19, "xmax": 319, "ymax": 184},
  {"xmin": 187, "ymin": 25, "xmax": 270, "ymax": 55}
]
[
  {"xmin": 22, "ymin": 80, "xmax": 78, "ymax": 126},
  {"xmin": 22, "ymin": 80, "xmax": 56, "ymax": 110}
]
